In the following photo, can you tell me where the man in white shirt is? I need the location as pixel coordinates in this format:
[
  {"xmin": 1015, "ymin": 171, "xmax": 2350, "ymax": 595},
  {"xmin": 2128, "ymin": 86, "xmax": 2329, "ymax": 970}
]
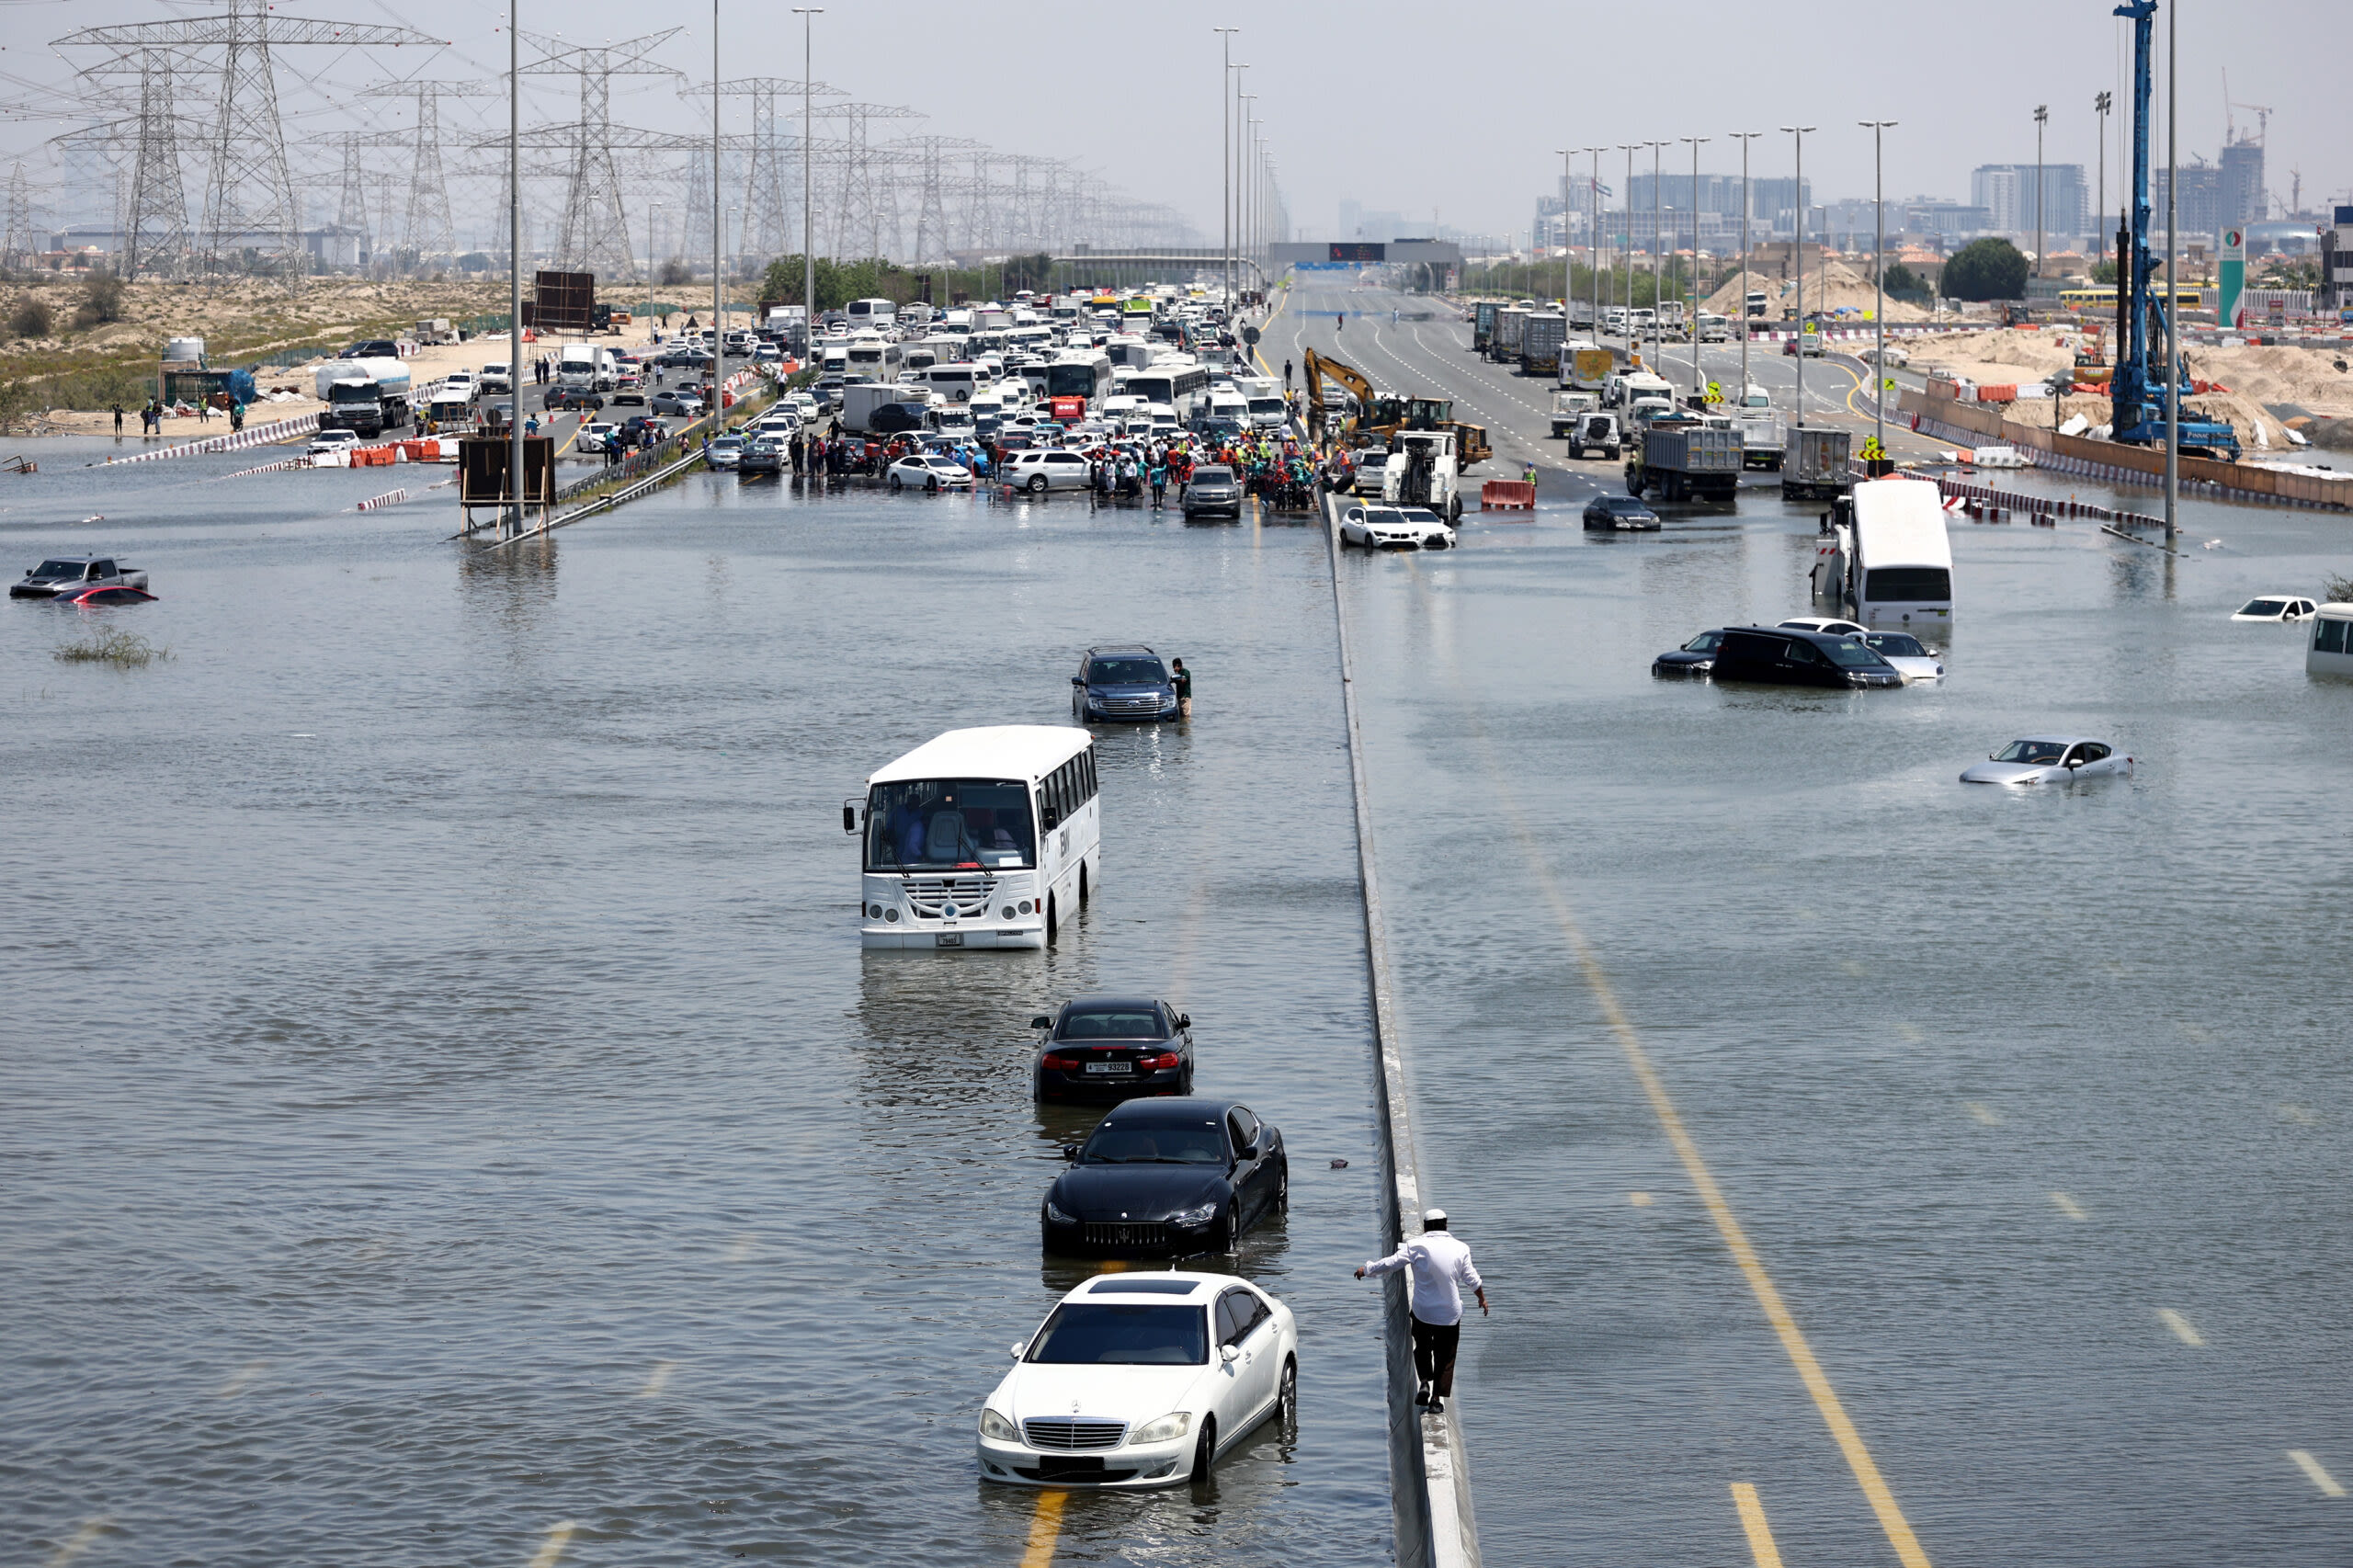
[{"xmin": 1356, "ymin": 1208, "xmax": 1487, "ymax": 1415}]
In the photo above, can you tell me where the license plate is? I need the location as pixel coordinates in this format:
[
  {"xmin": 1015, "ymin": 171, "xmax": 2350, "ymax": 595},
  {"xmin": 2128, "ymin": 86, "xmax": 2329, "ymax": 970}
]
[
  {"xmin": 1084, "ymin": 1061, "xmax": 1131, "ymax": 1074},
  {"xmin": 935, "ymin": 933, "xmax": 962, "ymax": 948}
]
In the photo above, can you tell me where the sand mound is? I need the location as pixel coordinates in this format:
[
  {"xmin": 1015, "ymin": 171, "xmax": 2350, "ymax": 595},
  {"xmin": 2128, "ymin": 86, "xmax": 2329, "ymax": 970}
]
[{"xmin": 1701, "ymin": 264, "xmax": 1933, "ymax": 323}]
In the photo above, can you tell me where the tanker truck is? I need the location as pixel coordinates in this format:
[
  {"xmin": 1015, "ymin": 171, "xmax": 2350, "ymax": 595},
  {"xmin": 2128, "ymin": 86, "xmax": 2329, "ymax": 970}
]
[{"xmin": 313, "ymin": 358, "xmax": 413, "ymax": 438}]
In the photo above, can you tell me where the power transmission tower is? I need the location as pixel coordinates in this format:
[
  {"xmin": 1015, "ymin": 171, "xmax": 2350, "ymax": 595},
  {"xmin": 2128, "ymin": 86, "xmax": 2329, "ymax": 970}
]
[
  {"xmin": 519, "ymin": 28, "xmax": 683, "ymax": 284},
  {"xmin": 55, "ymin": 2, "xmax": 444, "ymax": 278},
  {"xmin": 4, "ymin": 162, "xmax": 37, "ymax": 269},
  {"xmin": 121, "ymin": 52, "xmax": 191, "ymax": 278},
  {"xmin": 683, "ymin": 77, "xmax": 845, "ymax": 260},
  {"xmin": 360, "ymin": 80, "xmax": 498, "ymax": 267},
  {"xmin": 815, "ymin": 101, "xmax": 920, "ymax": 260},
  {"xmin": 888, "ymin": 135, "xmax": 981, "ymax": 265}
]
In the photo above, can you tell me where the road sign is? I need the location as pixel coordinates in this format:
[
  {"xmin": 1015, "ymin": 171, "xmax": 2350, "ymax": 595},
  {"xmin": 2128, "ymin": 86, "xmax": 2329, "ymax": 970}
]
[
  {"xmin": 1242, "ymin": 325, "xmax": 1260, "ymax": 346},
  {"xmin": 1704, "ymin": 380, "xmax": 1723, "ymax": 403}
]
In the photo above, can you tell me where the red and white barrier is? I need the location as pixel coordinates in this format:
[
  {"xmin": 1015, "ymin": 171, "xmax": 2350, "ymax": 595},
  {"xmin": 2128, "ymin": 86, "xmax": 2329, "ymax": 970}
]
[
  {"xmin": 105, "ymin": 413, "xmax": 320, "ymax": 464},
  {"xmin": 354, "ymin": 487, "xmax": 411, "ymax": 511}
]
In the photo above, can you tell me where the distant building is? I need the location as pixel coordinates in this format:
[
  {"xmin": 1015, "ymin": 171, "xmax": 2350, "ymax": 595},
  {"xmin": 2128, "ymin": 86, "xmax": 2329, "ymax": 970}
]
[
  {"xmin": 2322, "ymin": 207, "xmax": 2353, "ymax": 314},
  {"xmin": 2153, "ymin": 161, "xmax": 2225, "ymax": 248},
  {"xmin": 1901, "ymin": 200, "xmax": 1995, "ymax": 243},
  {"xmin": 1971, "ymin": 163, "xmax": 2087, "ymax": 247},
  {"xmin": 1626, "ymin": 173, "xmax": 1809, "ymax": 225},
  {"xmin": 2219, "ymin": 139, "xmax": 2266, "ymax": 227}
]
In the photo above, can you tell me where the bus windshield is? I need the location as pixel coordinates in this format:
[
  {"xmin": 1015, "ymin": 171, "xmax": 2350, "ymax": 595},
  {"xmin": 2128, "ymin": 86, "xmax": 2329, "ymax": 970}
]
[
  {"xmin": 867, "ymin": 779, "xmax": 1035, "ymax": 871},
  {"xmin": 1047, "ymin": 361, "xmax": 1104, "ymax": 399}
]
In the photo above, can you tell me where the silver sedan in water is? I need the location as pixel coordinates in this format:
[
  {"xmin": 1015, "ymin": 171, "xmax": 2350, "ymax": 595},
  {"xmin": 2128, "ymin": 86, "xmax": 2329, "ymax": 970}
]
[{"xmin": 1960, "ymin": 736, "xmax": 2132, "ymax": 785}]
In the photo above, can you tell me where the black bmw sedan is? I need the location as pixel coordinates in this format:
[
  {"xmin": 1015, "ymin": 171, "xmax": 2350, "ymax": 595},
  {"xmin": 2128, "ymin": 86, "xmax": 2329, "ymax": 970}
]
[
  {"xmin": 1041, "ymin": 1098, "xmax": 1288, "ymax": 1256},
  {"xmin": 1031, "ymin": 995, "xmax": 1194, "ymax": 1101}
]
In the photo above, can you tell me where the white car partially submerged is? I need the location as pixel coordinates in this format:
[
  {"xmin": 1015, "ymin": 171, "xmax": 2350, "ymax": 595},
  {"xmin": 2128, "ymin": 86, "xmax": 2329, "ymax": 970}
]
[
  {"xmin": 1860, "ymin": 631, "xmax": 1945, "ymax": 682},
  {"xmin": 2232, "ymin": 594, "xmax": 2319, "ymax": 623},
  {"xmin": 1340, "ymin": 503, "xmax": 1455, "ymax": 551},
  {"xmin": 1960, "ymin": 736, "xmax": 2132, "ymax": 785},
  {"xmin": 978, "ymin": 1272, "xmax": 1297, "ymax": 1490}
]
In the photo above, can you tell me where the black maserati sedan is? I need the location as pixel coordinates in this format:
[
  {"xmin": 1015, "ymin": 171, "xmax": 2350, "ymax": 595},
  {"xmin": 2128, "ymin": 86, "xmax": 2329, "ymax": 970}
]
[
  {"xmin": 1041, "ymin": 1097, "xmax": 1288, "ymax": 1256},
  {"xmin": 1030, "ymin": 995, "xmax": 1194, "ymax": 1101}
]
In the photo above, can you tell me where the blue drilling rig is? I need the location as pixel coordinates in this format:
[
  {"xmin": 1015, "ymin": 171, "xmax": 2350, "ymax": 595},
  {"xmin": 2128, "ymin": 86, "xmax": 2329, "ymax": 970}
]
[{"xmin": 2108, "ymin": 0, "xmax": 2240, "ymax": 460}]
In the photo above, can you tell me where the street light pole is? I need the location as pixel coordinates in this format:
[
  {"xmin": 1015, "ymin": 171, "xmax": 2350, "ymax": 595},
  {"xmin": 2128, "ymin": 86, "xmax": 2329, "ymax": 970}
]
[
  {"xmin": 1618, "ymin": 144, "xmax": 1637, "ymax": 347},
  {"xmin": 2163, "ymin": 0, "xmax": 2177, "ymax": 541},
  {"xmin": 1554, "ymin": 148, "xmax": 1573, "ymax": 306},
  {"xmin": 711, "ymin": 0, "xmax": 724, "ymax": 398},
  {"xmin": 794, "ymin": 7, "xmax": 821, "ymax": 351},
  {"xmin": 1212, "ymin": 28, "xmax": 1235, "ymax": 312},
  {"xmin": 1645, "ymin": 140, "xmax": 1666, "ymax": 372},
  {"xmin": 1730, "ymin": 131, "xmax": 1762, "ymax": 404},
  {"xmin": 2033, "ymin": 103, "xmax": 2049, "ymax": 281},
  {"xmin": 1586, "ymin": 148, "xmax": 1605, "ymax": 338},
  {"xmin": 505, "ymin": 0, "xmax": 522, "ymax": 539},
  {"xmin": 1233, "ymin": 67, "xmax": 1249, "ymax": 305},
  {"xmin": 1681, "ymin": 135, "xmax": 1710, "ymax": 399},
  {"xmin": 1860, "ymin": 119, "xmax": 1897, "ymax": 464},
  {"xmin": 1782, "ymin": 124, "xmax": 1814, "ymax": 427}
]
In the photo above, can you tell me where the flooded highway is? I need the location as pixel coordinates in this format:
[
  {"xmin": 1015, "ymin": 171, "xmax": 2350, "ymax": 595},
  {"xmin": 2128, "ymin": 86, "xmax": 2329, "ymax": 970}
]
[
  {"xmin": 9, "ymin": 290, "xmax": 2353, "ymax": 1568},
  {"xmin": 1279, "ymin": 281, "xmax": 2353, "ymax": 1565},
  {"xmin": 2, "ymin": 455, "xmax": 1395, "ymax": 1566}
]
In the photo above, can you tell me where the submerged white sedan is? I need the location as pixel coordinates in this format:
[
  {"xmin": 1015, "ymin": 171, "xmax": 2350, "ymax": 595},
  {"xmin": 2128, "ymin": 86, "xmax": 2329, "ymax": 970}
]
[
  {"xmin": 1339, "ymin": 503, "xmax": 1455, "ymax": 551},
  {"xmin": 1961, "ymin": 736, "xmax": 2133, "ymax": 785},
  {"xmin": 977, "ymin": 1272, "xmax": 1298, "ymax": 1490}
]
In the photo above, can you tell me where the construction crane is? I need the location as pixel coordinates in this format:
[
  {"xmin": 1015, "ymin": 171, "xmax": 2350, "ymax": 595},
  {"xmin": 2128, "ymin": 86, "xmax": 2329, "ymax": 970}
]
[
  {"xmin": 2109, "ymin": 0, "xmax": 2240, "ymax": 460},
  {"xmin": 1300, "ymin": 347, "xmax": 1493, "ymax": 468}
]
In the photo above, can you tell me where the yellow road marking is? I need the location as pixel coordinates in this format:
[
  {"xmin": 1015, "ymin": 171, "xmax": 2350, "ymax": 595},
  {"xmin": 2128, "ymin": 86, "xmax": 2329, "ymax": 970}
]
[
  {"xmin": 726, "ymin": 1234, "xmax": 754, "ymax": 1262},
  {"xmin": 639, "ymin": 1359, "xmax": 678, "ymax": 1397},
  {"xmin": 1964, "ymin": 1101, "xmax": 2002, "ymax": 1127},
  {"xmin": 526, "ymin": 1521, "xmax": 575, "ymax": 1568},
  {"xmin": 1731, "ymin": 1483, "xmax": 1786, "ymax": 1568},
  {"xmin": 45, "ymin": 1517, "xmax": 108, "ymax": 1567},
  {"xmin": 216, "ymin": 1359, "xmax": 267, "ymax": 1397},
  {"xmin": 2289, "ymin": 1449, "xmax": 2346, "ymax": 1497},
  {"xmin": 1629, "ymin": 1191, "xmax": 1654, "ymax": 1207},
  {"xmin": 2280, "ymin": 1104, "xmax": 2319, "ymax": 1126},
  {"xmin": 1494, "ymin": 797, "xmax": 1932, "ymax": 1567},
  {"xmin": 2157, "ymin": 1309, "xmax": 2205, "ymax": 1347},
  {"xmin": 1895, "ymin": 1023, "xmax": 1924, "ymax": 1045},
  {"xmin": 2049, "ymin": 1192, "xmax": 2087, "ymax": 1222},
  {"xmin": 1019, "ymin": 1490, "xmax": 1067, "ymax": 1567}
]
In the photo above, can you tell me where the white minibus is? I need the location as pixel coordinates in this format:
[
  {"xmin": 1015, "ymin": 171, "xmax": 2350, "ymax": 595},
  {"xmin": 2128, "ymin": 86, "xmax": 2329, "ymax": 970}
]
[
  {"xmin": 1044, "ymin": 351, "xmax": 1114, "ymax": 411},
  {"xmin": 845, "ymin": 333, "xmax": 903, "ymax": 381},
  {"xmin": 846, "ymin": 297, "xmax": 898, "ymax": 332},
  {"xmin": 925, "ymin": 363, "xmax": 979, "ymax": 404},
  {"xmin": 848, "ymin": 725, "xmax": 1099, "ymax": 949}
]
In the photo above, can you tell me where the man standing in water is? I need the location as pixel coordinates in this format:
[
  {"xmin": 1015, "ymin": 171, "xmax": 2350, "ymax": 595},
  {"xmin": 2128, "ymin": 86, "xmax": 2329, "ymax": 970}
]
[
  {"xmin": 1357, "ymin": 1208, "xmax": 1486, "ymax": 1415},
  {"xmin": 1170, "ymin": 657, "xmax": 1192, "ymax": 719}
]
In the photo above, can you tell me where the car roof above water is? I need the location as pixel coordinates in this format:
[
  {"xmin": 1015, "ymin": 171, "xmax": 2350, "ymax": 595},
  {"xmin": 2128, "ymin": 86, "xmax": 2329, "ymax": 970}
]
[
  {"xmin": 1063, "ymin": 994, "xmax": 1163, "ymax": 1014},
  {"xmin": 1099, "ymin": 1096, "xmax": 1240, "ymax": 1128}
]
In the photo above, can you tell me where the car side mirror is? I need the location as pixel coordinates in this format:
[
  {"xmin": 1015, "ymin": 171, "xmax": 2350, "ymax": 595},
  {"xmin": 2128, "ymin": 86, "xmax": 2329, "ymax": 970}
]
[
  {"xmin": 1031, "ymin": 1016, "xmax": 1052, "ymax": 1029},
  {"xmin": 1241, "ymin": 1138, "xmax": 1260, "ymax": 1161},
  {"xmin": 1061, "ymin": 1143, "xmax": 1079, "ymax": 1162},
  {"xmin": 1071, "ymin": 675, "xmax": 1086, "ymax": 687},
  {"xmin": 1176, "ymin": 1014, "xmax": 1191, "ymax": 1029},
  {"xmin": 1011, "ymin": 1342, "xmax": 1028, "ymax": 1359},
  {"xmin": 1219, "ymin": 1344, "xmax": 1239, "ymax": 1365}
]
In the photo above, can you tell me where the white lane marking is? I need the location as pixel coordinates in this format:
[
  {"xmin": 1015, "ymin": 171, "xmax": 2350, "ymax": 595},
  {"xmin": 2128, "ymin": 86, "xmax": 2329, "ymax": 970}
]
[
  {"xmin": 527, "ymin": 1520, "xmax": 577, "ymax": 1568},
  {"xmin": 2289, "ymin": 1449, "xmax": 2347, "ymax": 1497},
  {"xmin": 2049, "ymin": 1192, "xmax": 2087, "ymax": 1222},
  {"xmin": 1894, "ymin": 1023, "xmax": 1925, "ymax": 1044},
  {"xmin": 638, "ymin": 1358, "xmax": 678, "ymax": 1397},
  {"xmin": 2280, "ymin": 1104, "xmax": 2319, "ymax": 1126},
  {"xmin": 217, "ymin": 1360, "xmax": 267, "ymax": 1397},
  {"xmin": 1629, "ymin": 1191, "xmax": 1654, "ymax": 1207},
  {"xmin": 46, "ymin": 1518, "xmax": 109, "ymax": 1567},
  {"xmin": 1964, "ymin": 1101, "xmax": 2002, "ymax": 1126},
  {"xmin": 726, "ymin": 1234, "xmax": 755, "ymax": 1262},
  {"xmin": 2156, "ymin": 1309, "xmax": 2206, "ymax": 1347}
]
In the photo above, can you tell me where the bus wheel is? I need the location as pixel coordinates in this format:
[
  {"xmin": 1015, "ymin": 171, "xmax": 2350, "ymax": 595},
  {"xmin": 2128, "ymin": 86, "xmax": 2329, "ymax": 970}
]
[
  {"xmin": 1045, "ymin": 895, "xmax": 1058, "ymax": 944},
  {"xmin": 1078, "ymin": 864, "xmax": 1089, "ymax": 909}
]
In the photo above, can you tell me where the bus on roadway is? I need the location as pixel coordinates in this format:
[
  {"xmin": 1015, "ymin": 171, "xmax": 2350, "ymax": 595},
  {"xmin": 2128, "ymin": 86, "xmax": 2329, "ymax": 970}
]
[
  {"xmin": 1045, "ymin": 351, "xmax": 1115, "ymax": 414},
  {"xmin": 849, "ymin": 726, "xmax": 1099, "ymax": 950}
]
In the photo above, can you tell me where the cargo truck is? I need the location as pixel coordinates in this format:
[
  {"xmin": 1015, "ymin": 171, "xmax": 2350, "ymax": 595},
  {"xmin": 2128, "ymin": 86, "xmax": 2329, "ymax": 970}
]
[
  {"xmin": 1781, "ymin": 426, "xmax": 1853, "ymax": 501},
  {"xmin": 1563, "ymin": 346, "xmax": 1615, "ymax": 394},
  {"xmin": 313, "ymin": 358, "xmax": 413, "ymax": 437},
  {"xmin": 1550, "ymin": 389, "xmax": 1599, "ymax": 437},
  {"xmin": 1519, "ymin": 312, "xmax": 1567, "ymax": 377},
  {"xmin": 1472, "ymin": 301, "xmax": 1498, "ymax": 353},
  {"xmin": 1733, "ymin": 405, "xmax": 1788, "ymax": 470},
  {"xmin": 1491, "ymin": 307, "xmax": 1529, "ymax": 364},
  {"xmin": 840, "ymin": 382, "xmax": 933, "ymax": 434},
  {"xmin": 1625, "ymin": 419, "xmax": 1742, "ymax": 504}
]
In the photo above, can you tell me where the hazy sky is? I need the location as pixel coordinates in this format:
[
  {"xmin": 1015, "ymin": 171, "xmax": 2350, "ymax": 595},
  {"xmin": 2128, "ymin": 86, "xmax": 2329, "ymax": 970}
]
[{"xmin": 3, "ymin": 0, "xmax": 2346, "ymax": 244}]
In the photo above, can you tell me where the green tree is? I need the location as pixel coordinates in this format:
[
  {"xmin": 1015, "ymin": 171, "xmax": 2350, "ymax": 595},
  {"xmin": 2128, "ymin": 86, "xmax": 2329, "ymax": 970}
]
[
  {"xmin": 8, "ymin": 293, "xmax": 54, "ymax": 339},
  {"xmin": 1881, "ymin": 262, "xmax": 1925, "ymax": 300},
  {"xmin": 1940, "ymin": 238, "xmax": 2029, "ymax": 301},
  {"xmin": 2090, "ymin": 257, "xmax": 2118, "ymax": 286}
]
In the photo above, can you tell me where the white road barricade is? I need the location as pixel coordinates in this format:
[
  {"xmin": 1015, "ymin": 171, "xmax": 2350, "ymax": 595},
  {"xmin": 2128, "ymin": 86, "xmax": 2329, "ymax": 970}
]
[{"xmin": 105, "ymin": 413, "xmax": 321, "ymax": 464}]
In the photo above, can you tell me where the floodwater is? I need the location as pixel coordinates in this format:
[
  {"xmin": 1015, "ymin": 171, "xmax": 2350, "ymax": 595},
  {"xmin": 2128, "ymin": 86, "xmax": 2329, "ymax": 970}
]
[
  {"xmin": 1282, "ymin": 280, "xmax": 2353, "ymax": 1568},
  {"xmin": 2, "ymin": 449, "xmax": 1394, "ymax": 1567}
]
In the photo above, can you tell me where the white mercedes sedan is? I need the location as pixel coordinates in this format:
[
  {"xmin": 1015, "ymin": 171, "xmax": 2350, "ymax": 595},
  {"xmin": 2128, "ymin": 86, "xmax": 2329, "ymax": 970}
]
[
  {"xmin": 1340, "ymin": 503, "xmax": 1455, "ymax": 551},
  {"xmin": 977, "ymin": 1272, "xmax": 1298, "ymax": 1490},
  {"xmin": 1961, "ymin": 736, "xmax": 2133, "ymax": 785}
]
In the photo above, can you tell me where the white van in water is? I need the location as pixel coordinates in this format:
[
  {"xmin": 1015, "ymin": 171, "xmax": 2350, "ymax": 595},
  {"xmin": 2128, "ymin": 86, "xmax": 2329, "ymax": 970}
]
[
  {"xmin": 1813, "ymin": 477, "xmax": 1955, "ymax": 627},
  {"xmin": 848, "ymin": 725, "xmax": 1099, "ymax": 949}
]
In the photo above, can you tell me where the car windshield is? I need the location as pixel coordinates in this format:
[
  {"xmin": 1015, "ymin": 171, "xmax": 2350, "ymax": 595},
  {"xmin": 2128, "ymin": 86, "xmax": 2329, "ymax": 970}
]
[
  {"xmin": 1823, "ymin": 640, "xmax": 1890, "ymax": 669},
  {"xmin": 32, "ymin": 560, "xmax": 85, "ymax": 578},
  {"xmin": 1865, "ymin": 632, "xmax": 1927, "ymax": 657},
  {"xmin": 1026, "ymin": 1303, "xmax": 1207, "ymax": 1366},
  {"xmin": 1061, "ymin": 1007, "xmax": 1164, "ymax": 1040},
  {"xmin": 1606, "ymin": 497, "xmax": 1647, "ymax": 512},
  {"xmin": 1088, "ymin": 658, "xmax": 1165, "ymax": 685},
  {"xmin": 865, "ymin": 778, "xmax": 1036, "ymax": 870},
  {"xmin": 1193, "ymin": 467, "xmax": 1234, "ymax": 483},
  {"xmin": 1682, "ymin": 631, "xmax": 1722, "ymax": 652},
  {"xmin": 1996, "ymin": 740, "xmax": 2070, "ymax": 764},
  {"xmin": 2240, "ymin": 598, "xmax": 2287, "ymax": 617},
  {"xmin": 1079, "ymin": 1121, "xmax": 1227, "ymax": 1165}
]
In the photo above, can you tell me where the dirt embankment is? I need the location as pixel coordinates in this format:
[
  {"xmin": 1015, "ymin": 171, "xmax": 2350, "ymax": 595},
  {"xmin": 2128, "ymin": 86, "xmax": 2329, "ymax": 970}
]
[{"xmin": 1702, "ymin": 264, "xmax": 1938, "ymax": 323}]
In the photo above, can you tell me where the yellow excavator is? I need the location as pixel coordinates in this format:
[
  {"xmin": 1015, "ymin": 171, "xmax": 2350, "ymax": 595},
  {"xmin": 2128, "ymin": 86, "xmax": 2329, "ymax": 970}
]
[{"xmin": 1301, "ymin": 347, "xmax": 1492, "ymax": 469}]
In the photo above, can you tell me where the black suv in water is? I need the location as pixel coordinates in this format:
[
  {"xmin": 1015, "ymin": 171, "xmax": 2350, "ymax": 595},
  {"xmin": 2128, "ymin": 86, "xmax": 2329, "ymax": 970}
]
[
  {"xmin": 1072, "ymin": 644, "xmax": 1178, "ymax": 722},
  {"xmin": 1029, "ymin": 995, "xmax": 1195, "ymax": 1101},
  {"xmin": 1710, "ymin": 626, "xmax": 1903, "ymax": 688}
]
